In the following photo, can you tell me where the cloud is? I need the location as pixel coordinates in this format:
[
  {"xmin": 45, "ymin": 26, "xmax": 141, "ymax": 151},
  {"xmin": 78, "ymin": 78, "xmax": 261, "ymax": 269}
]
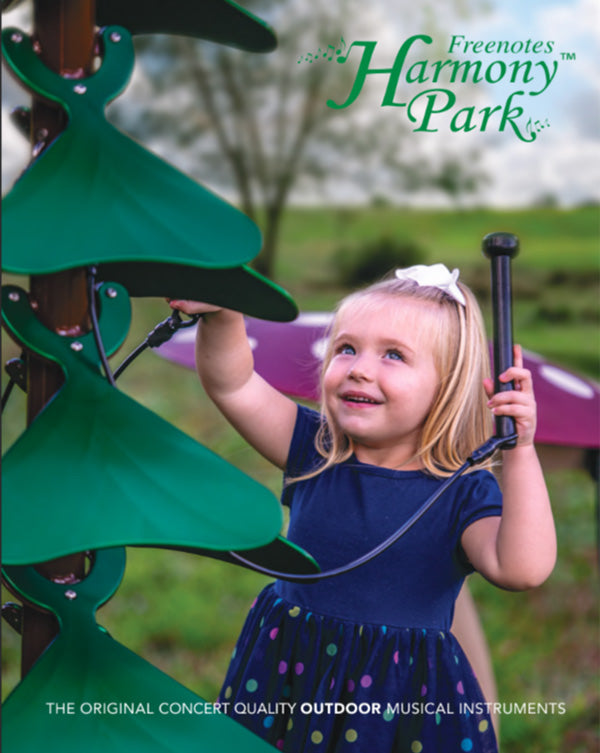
[
  {"xmin": 479, "ymin": 129, "xmax": 600, "ymax": 207},
  {"xmin": 538, "ymin": 0, "xmax": 599, "ymax": 87},
  {"xmin": 537, "ymin": 0, "xmax": 600, "ymax": 49}
]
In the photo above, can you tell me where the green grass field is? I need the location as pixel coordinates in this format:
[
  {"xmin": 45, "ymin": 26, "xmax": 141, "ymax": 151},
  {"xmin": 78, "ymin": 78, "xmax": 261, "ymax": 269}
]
[{"xmin": 2, "ymin": 206, "xmax": 599, "ymax": 752}]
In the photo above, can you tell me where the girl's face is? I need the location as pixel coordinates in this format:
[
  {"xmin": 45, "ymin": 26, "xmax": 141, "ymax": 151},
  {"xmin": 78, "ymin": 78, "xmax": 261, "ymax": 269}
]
[{"xmin": 322, "ymin": 295, "xmax": 441, "ymax": 469}]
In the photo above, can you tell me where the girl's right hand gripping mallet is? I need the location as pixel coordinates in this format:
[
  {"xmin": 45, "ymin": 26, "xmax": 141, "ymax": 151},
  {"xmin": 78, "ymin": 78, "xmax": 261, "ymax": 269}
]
[{"xmin": 482, "ymin": 232, "xmax": 519, "ymax": 449}]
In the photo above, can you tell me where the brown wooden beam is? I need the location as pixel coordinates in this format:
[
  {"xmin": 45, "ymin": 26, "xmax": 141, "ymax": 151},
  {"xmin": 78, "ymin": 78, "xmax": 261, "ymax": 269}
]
[{"xmin": 20, "ymin": 0, "xmax": 97, "ymax": 678}]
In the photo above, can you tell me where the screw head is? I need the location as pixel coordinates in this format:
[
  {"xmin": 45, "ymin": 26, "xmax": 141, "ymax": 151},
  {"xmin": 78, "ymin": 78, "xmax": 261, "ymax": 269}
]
[
  {"xmin": 64, "ymin": 590, "xmax": 78, "ymax": 601},
  {"xmin": 73, "ymin": 84, "xmax": 87, "ymax": 95},
  {"xmin": 110, "ymin": 31, "xmax": 122, "ymax": 43},
  {"xmin": 8, "ymin": 291, "xmax": 20, "ymax": 302},
  {"xmin": 11, "ymin": 32, "xmax": 23, "ymax": 43},
  {"xmin": 70, "ymin": 341, "xmax": 84, "ymax": 352},
  {"xmin": 106, "ymin": 287, "xmax": 118, "ymax": 299}
]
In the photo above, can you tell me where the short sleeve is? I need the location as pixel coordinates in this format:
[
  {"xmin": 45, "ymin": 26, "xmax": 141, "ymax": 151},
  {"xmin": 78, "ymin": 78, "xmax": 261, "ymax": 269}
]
[
  {"xmin": 281, "ymin": 405, "xmax": 323, "ymax": 507},
  {"xmin": 454, "ymin": 470, "xmax": 503, "ymax": 571},
  {"xmin": 457, "ymin": 471, "xmax": 502, "ymax": 533}
]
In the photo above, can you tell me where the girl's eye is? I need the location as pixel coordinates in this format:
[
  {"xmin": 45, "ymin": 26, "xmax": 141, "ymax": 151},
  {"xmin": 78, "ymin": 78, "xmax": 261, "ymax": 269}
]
[
  {"xmin": 337, "ymin": 343, "xmax": 355, "ymax": 355},
  {"xmin": 385, "ymin": 350, "xmax": 403, "ymax": 361}
]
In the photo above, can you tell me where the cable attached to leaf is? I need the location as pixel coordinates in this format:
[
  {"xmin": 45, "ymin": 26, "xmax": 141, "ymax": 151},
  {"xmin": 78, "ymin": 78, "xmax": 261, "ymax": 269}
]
[
  {"xmin": 1, "ymin": 275, "xmax": 200, "ymax": 412},
  {"xmin": 87, "ymin": 266, "xmax": 117, "ymax": 386},
  {"xmin": 88, "ymin": 265, "xmax": 201, "ymax": 383},
  {"xmin": 113, "ymin": 309, "xmax": 201, "ymax": 380}
]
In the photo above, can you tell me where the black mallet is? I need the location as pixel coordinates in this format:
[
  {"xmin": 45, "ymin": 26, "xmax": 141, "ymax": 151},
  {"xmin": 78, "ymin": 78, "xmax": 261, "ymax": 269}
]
[{"xmin": 482, "ymin": 232, "xmax": 519, "ymax": 449}]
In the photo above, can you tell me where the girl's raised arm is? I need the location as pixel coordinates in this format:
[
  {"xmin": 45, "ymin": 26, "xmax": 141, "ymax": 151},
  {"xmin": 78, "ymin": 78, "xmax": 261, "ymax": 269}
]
[
  {"xmin": 461, "ymin": 345, "xmax": 556, "ymax": 591},
  {"xmin": 169, "ymin": 301, "xmax": 298, "ymax": 470}
]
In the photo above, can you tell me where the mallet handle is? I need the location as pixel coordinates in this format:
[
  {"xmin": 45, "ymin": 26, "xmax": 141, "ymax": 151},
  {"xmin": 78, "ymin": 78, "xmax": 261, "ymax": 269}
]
[{"xmin": 482, "ymin": 232, "xmax": 519, "ymax": 448}]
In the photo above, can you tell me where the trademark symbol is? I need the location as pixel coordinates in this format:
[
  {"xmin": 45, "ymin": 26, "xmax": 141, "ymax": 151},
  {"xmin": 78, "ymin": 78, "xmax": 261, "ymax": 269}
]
[{"xmin": 560, "ymin": 52, "xmax": 576, "ymax": 61}]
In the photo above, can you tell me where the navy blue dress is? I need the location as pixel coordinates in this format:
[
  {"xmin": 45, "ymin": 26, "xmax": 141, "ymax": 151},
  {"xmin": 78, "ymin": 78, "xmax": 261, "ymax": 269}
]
[{"xmin": 219, "ymin": 406, "xmax": 501, "ymax": 752}]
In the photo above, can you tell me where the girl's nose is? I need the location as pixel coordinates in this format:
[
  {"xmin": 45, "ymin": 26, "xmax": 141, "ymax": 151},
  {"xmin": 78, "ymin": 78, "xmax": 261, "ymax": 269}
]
[{"xmin": 348, "ymin": 355, "xmax": 374, "ymax": 381}]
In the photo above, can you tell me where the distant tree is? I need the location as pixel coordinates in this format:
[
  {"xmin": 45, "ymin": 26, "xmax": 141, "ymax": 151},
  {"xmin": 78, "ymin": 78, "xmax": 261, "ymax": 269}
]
[{"xmin": 109, "ymin": 0, "xmax": 487, "ymax": 277}]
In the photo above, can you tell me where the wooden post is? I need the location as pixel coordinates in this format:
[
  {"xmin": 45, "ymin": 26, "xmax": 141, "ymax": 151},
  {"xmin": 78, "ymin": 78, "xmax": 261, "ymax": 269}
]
[{"xmin": 20, "ymin": 0, "xmax": 96, "ymax": 677}]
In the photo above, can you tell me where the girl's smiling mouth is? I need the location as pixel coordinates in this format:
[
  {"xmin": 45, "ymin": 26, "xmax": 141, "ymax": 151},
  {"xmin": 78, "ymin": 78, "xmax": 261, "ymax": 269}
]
[{"xmin": 340, "ymin": 391, "xmax": 383, "ymax": 406}]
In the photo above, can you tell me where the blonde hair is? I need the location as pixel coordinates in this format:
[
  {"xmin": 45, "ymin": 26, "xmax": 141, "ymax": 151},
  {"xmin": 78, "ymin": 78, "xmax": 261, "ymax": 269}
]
[{"xmin": 298, "ymin": 273, "xmax": 494, "ymax": 480}]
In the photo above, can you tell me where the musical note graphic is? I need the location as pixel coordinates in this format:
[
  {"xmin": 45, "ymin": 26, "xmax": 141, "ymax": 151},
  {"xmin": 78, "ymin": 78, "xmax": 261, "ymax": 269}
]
[
  {"xmin": 526, "ymin": 117, "xmax": 551, "ymax": 135},
  {"xmin": 297, "ymin": 36, "xmax": 347, "ymax": 64}
]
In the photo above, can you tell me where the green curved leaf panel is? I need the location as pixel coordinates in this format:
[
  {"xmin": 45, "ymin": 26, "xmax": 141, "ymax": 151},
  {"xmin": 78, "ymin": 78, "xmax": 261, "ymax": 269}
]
[
  {"xmin": 96, "ymin": 0, "xmax": 277, "ymax": 52},
  {"xmin": 2, "ymin": 548, "xmax": 276, "ymax": 752},
  {"xmin": 97, "ymin": 261, "xmax": 298, "ymax": 321},
  {"xmin": 1, "ymin": 285, "xmax": 284, "ymax": 564},
  {"xmin": 2, "ymin": 27, "xmax": 260, "ymax": 276}
]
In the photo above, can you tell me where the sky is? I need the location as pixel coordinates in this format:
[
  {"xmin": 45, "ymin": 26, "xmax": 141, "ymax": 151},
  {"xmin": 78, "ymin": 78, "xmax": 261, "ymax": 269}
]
[
  {"xmin": 457, "ymin": 0, "xmax": 600, "ymax": 207},
  {"xmin": 357, "ymin": 0, "xmax": 600, "ymax": 207},
  {"xmin": 2, "ymin": 0, "xmax": 599, "ymax": 207}
]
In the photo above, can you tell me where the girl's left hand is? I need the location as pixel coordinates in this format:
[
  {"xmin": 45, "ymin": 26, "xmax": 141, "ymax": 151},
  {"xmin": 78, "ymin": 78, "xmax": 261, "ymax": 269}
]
[{"xmin": 483, "ymin": 344, "xmax": 537, "ymax": 447}]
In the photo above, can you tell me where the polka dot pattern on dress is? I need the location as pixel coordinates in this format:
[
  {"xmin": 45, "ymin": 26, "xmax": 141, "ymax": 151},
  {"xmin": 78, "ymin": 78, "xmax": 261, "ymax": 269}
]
[{"xmin": 219, "ymin": 584, "xmax": 500, "ymax": 753}]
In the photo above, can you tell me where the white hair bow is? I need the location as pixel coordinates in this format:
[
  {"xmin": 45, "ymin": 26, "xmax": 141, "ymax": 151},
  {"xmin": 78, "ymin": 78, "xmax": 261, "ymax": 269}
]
[{"xmin": 394, "ymin": 264, "xmax": 466, "ymax": 307}]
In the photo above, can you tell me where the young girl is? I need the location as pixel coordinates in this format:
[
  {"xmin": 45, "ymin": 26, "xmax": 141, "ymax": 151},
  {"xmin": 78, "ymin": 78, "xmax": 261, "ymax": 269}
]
[{"xmin": 169, "ymin": 264, "xmax": 556, "ymax": 753}]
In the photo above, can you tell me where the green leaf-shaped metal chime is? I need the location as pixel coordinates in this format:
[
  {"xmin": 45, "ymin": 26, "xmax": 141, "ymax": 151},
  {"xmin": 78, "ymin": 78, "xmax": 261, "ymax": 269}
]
[
  {"xmin": 96, "ymin": 0, "xmax": 277, "ymax": 51},
  {"xmin": 1, "ymin": 25, "xmax": 296, "ymax": 320},
  {"xmin": 2, "ymin": 548, "xmax": 276, "ymax": 752},
  {"xmin": 1, "ymin": 283, "xmax": 319, "ymax": 576}
]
